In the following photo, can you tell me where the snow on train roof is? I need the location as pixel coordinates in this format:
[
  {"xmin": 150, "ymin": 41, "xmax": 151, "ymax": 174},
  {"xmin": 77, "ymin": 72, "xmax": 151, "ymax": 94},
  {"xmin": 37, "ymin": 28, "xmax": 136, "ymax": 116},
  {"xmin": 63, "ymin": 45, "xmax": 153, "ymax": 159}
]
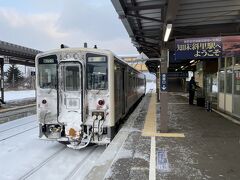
[{"xmin": 36, "ymin": 47, "xmax": 113, "ymax": 57}]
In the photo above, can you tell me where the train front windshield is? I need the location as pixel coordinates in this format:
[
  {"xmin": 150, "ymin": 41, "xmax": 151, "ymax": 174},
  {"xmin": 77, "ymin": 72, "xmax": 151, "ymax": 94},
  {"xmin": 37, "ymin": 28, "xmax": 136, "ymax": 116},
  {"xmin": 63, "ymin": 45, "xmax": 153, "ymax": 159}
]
[
  {"xmin": 38, "ymin": 55, "xmax": 57, "ymax": 89},
  {"xmin": 87, "ymin": 55, "xmax": 108, "ymax": 90}
]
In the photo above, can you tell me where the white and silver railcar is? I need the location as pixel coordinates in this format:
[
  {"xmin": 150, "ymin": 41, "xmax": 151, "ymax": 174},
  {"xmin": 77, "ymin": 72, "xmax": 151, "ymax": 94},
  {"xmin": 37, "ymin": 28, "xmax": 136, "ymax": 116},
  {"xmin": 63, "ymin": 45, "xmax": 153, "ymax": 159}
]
[{"xmin": 36, "ymin": 48, "xmax": 146, "ymax": 149}]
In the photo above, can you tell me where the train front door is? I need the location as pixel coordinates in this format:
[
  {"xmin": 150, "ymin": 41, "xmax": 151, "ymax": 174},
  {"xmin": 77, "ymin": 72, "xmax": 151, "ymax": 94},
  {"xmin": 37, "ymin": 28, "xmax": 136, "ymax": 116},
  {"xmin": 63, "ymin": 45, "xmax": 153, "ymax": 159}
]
[{"xmin": 58, "ymin": 61, "xmax": 83, "ymax": 129}]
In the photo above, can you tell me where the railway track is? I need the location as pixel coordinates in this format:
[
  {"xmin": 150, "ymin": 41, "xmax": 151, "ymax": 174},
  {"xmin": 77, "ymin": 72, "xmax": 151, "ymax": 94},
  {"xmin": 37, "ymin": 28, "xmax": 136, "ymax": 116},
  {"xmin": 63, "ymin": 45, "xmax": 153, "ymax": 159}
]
[
  {"xmin": 18, "ymin": 144, "xmax": 105, "ymax": 180},
  {"xmin": 0, "ymin": 114, "xmax": 106, "ymax": 180},
  {"xmin": 0, "ymin": 126, "xmax": 38, "ymax": 142},
  {"xmin": 64, "ymin": 146, "xmax": 98, "ymax": 180},
  {"xmin": 0, "ymin": 119, "xmax": 36, "ymax": 133},
  {"xmin": 19, "ymin": 146, "xmax": 67, "ymax": 180},
  {"xmin": 0, "ymin": 115, "xmax": 37, "ymax": 141}
]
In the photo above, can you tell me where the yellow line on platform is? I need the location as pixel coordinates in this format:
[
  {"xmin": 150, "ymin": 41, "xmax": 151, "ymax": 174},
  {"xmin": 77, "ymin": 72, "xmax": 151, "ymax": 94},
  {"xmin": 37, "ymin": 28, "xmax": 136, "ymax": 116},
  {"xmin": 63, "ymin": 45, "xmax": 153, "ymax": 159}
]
[
  {"xmin": 142, "ymin": 132, "xmax": 185, "ymax": 138},
  {"xmin": 142, "ymin": 93, "xmax": 185, "ymax": 138},
  {"xmin": 142, "ymin": 93, "xmax": 156, "ymax": 135}
]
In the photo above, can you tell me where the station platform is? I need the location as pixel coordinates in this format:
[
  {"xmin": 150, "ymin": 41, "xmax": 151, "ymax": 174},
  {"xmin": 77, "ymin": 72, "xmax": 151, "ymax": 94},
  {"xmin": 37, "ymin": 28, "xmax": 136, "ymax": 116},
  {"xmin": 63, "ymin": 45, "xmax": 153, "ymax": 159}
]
[
  {"xmin": 0, "ymin": 99, "xmax": 36, "ymax": 124},
  {"xmin": 86, "ymin": 91, "xmax": 240, "ymax": 180}
]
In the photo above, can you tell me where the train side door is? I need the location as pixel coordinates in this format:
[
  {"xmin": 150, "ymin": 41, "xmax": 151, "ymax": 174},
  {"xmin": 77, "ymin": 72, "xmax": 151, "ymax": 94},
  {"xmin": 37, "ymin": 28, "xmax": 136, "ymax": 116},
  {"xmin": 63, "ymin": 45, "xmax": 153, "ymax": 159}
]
[{"xmin": 58, "ymin": 61, "xmax": 83, "ymax": 127}]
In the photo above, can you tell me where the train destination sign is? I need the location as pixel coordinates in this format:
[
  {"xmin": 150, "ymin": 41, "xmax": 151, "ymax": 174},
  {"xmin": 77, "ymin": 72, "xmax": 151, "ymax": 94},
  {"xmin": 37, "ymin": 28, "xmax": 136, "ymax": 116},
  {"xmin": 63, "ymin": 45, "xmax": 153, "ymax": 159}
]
[
  {"xmin": 39, "ymin": 55, "xmax": 57, "ymax": 64},
  {"xmin": 88, "ymin": 56, "xmax": 106, "ymax": 62},
  {"xmin": 175, "ymin": 37, "xmax": 222, "ymax": 60},
  {"xmin": 43, "ymin": 59, "xmax": 55, "ymax": 64}
]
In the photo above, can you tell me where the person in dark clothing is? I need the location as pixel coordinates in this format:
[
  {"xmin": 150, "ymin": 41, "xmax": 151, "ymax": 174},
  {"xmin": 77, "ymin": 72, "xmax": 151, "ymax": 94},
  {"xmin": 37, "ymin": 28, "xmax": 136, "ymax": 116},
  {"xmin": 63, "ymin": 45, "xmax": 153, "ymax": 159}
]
[{"xmin": 188, "ymin": 76, "xmax": 198, "ymax": 105}]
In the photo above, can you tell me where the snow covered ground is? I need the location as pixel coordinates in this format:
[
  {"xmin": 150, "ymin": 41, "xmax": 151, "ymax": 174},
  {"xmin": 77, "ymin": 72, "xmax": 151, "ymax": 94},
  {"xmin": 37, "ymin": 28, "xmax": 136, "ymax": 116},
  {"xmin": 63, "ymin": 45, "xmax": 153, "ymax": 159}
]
[
  {"xmin": 146, "ymin": 82, "xmax": 156, "ymax": 93},
  {"xmin": 4, "ymin": 90, "xmax": 36, "ymax": 102},
  {"xmin": 0, "ymin": 115, "xmax": 105, "ymax": 180}
]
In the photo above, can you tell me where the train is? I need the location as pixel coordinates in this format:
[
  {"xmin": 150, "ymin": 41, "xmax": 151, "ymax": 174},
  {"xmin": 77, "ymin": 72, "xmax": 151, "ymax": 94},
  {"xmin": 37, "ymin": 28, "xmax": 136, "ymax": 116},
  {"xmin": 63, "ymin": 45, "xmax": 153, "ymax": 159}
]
[{"xmin": 35, "ymin": 47, "xmax": 146, "ymax": 149}]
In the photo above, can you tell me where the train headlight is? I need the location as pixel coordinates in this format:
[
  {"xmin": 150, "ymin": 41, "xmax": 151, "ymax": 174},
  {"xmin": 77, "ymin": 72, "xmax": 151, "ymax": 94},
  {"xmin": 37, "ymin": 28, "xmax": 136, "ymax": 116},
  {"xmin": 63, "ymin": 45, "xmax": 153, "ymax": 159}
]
[
  {"xmin": 97, "ymin": 115, "xmax": 102, "ymax": 120},
  {"xmin": 92, "ymin": 112, "xmax": 104, "ymax": 120},
  {"xmin": 42, "ymin": 99, "xmax": 47, "ymax": 104},
  {"xmin": 98, "ymin": 99, "xmax": 105, "ymax": 106}
]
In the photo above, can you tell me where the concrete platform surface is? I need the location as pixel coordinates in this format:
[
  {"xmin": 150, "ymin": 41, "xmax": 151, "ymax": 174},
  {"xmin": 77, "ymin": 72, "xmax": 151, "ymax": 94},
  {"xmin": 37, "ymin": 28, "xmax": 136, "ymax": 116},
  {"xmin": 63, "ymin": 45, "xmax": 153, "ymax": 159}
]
[{"xmin": 87, "ymin": 92, "xmax": 240, "ymax": 180}]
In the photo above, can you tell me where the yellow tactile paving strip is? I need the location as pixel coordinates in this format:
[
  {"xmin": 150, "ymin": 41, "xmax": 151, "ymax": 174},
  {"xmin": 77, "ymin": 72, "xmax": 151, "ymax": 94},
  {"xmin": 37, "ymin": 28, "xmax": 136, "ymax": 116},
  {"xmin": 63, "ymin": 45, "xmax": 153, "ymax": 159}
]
[
  {"xmin": 142, "ymin": 93, "xmax": 157, "ymax": 136},
  {"xmin": 142, "ymin": 93, "xmax": 185, "ymax": 138}
]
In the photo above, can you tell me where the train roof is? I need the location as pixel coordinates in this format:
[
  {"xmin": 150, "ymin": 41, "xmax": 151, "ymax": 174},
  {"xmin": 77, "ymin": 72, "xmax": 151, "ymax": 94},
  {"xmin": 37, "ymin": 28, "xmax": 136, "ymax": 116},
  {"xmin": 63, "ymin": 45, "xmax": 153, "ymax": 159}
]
[
  {"xmin": 36, "ymin": 47, "xmax": 145, "ymax": 76},
  {"xmin": 36, "ymin": 47, "xmax": 113, "ymax": 57}
]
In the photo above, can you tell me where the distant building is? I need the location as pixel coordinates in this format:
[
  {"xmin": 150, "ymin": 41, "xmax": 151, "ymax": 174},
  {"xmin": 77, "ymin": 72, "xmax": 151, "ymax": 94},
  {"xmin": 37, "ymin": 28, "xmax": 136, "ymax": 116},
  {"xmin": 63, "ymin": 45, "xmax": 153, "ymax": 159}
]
[
  {"xmin": 119, "ymin": 53, "xmax": 148, "ymax": 72},
  {"xmin": 119, "ymin": 54, "xmax": 155, "ymax": 82}
]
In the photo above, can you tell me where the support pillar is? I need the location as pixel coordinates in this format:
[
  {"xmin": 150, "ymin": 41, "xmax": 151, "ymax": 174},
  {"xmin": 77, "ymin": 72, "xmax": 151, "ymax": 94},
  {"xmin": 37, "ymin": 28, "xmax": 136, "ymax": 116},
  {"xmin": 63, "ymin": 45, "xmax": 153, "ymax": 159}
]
[
  {"xmin": 0, "ymin": 58, "xmax": 4, "ymax": 104},
  {"xmin": 156, "ymin": 65, "xmax": 160, "ymax": 102},
  {"xmin": 159, "ymin": 49, "xmax": 169, "ymax": 133}
]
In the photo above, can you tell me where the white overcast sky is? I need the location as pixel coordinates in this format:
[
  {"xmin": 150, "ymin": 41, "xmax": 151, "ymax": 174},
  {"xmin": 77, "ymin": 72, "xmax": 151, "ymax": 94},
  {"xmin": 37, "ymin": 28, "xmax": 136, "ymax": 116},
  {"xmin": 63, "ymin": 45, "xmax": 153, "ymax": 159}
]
[{"xmin": 0, "ymin": 0, "xmax": 139, "ymax": 55}]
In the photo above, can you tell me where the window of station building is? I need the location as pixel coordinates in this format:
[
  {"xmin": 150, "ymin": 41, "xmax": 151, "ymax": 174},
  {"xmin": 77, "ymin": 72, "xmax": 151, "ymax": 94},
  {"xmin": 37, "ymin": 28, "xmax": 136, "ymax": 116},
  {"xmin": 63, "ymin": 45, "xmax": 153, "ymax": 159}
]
[
  {"xmin": 212, "ymin": 74, "xmax": 218, "ymax": 93},
  {"xmin": 234, "ymin": 70, "xmax": 240, "ymax": 95},
  {"xmin": 205, "ymin": 75, "xmax": 212, "ymax": 95},
  {"xmin": 235, "ymin": 57, "xmax": 240, "ymax": 66},
  {"xmin": 226, "ymin": 69, "xmax": 233, "ymax": 94},
  {"xmin": 220, "ymin": 58, "xmax": 225, "ymax": 69},
  {"xmin": 226, "ymin": 57, "xmax": 233, "ymax": 67},
  {"xmin": 219, "ymin": 70, "xmax": 225, "ymax": 93}
]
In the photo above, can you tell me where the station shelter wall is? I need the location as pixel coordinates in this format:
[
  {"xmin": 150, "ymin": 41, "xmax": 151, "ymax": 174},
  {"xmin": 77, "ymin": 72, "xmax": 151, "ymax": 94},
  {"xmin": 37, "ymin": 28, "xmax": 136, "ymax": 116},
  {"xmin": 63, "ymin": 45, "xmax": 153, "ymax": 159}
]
[
  {"xmin": 194, "ymin": 60, "xmax": 218, "ymax": 107},
  {"xmin": 168, "ymin": 78, "xmax": 186, "ymax": 92},
  {"xmin": 218, "ymin": 56, "xmax": 240, "ymax": 118}
]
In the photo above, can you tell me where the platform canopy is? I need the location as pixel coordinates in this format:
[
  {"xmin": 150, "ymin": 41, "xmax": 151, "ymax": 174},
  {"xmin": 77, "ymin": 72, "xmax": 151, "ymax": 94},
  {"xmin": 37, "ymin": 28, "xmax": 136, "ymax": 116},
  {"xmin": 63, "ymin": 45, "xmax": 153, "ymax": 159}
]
[
  {"xmin": 111, "ymin": 0, "xmax": 240, "ymax": 73},
  {"xmin": 0, "ymin": 40, "xmax": 41, "ymax": 66}
]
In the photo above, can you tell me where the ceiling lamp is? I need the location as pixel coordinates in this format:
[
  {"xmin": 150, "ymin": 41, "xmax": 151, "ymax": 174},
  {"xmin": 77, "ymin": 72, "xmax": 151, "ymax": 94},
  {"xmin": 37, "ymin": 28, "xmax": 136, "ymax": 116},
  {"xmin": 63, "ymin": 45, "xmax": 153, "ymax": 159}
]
[{"xmin": 164, "ymin": 24, "xmax": 172, "ymax": 42}]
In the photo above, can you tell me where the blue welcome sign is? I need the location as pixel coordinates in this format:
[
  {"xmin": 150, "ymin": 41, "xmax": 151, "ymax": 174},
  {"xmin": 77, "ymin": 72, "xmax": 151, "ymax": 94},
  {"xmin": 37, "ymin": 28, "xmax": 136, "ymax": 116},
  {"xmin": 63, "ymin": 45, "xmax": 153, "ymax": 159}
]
[{"xmin": 175, "ymin": 37, "xmax": 222, "ymax": 60}]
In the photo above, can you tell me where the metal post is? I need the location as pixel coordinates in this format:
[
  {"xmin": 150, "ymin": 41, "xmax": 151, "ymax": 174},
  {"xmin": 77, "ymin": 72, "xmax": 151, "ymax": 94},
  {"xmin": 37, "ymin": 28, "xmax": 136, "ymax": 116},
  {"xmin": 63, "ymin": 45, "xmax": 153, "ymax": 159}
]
[
  {"xmin": 159, "ymin": 49, "xmax": 169, "ymax": 133},
  {"xmin": 156, "ymin": 65, "xmax": 160, "ymax": 102},
  {"xmin": 12, "ymin": 64, "xmax": 15, "ymax": 88},
  {"xmin": 0, "ymin": 58, "xmax": 4, "ymax": 104}
]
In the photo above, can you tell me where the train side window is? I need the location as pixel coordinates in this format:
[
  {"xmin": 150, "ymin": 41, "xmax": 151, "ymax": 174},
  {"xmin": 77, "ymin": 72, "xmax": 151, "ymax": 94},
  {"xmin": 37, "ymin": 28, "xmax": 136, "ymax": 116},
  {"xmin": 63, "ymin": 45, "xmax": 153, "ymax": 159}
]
[{"xmin": 86, "ymin": 54, "xmax": 108, "ymax": 90}]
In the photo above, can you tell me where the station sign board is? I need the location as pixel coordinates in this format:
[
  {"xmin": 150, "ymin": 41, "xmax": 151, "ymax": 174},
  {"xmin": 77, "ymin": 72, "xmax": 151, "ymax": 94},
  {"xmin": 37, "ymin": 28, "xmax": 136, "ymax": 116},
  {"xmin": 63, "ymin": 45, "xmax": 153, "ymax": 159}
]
[
  {"xmin": 175, "ymin": 36, "xmax": 240, "ymax": 60},
  {"xmin": 160, "ymin": 73, "xmax": 168, "ymax": 91},
  {"xmin": 175, "ymin": 37, "xmax": 222, "ymax": 60}
]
